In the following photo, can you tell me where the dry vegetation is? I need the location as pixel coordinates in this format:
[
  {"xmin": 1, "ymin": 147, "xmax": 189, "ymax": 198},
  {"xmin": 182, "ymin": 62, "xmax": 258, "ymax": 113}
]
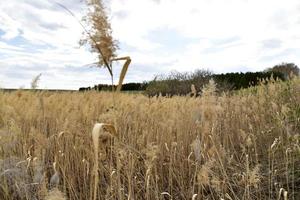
[{"xmin": 0, "ymin": 78, "xmax": 299, "ymax": 200}]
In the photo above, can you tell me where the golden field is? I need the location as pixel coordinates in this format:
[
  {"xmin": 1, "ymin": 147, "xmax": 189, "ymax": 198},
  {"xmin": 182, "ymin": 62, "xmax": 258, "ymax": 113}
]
[{"xmin": 0, "ymin": 78, "xmax": 299, "ymax": 200}]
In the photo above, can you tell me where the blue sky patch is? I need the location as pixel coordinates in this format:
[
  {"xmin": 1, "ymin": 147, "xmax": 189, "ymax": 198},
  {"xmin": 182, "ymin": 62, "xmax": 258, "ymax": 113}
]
[{"xmin": 0, "ymin": 29, "xmax": 5, "ymax": 36}]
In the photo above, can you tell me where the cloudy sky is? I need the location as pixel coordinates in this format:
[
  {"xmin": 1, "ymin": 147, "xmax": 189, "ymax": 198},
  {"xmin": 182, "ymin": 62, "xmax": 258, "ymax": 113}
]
[{"xmin": 0, "ymin": 0, "xmax": 300, "ymax": 89}]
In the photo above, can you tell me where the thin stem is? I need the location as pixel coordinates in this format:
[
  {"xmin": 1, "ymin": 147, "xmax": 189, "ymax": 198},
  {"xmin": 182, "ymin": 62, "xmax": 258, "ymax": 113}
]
[{"xmin": 56, "ymin": 2, "xmax": 112, "ymax": 76}]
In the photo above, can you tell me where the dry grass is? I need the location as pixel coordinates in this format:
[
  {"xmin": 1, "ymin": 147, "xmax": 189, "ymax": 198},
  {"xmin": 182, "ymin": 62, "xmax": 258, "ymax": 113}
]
[
  {"xmin": 45, "ymin": 188, "xmax": 66, "ymax": 200},
  {"xmin": 0, "ymin": 78, "xmax": 299, "ymax": 199}
]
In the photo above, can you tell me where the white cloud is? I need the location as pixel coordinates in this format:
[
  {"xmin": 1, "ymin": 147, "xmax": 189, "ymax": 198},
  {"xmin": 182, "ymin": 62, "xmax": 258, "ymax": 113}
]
[
  {"xmin": 109, "ymin": 0, "xmax": 300, "ymax": 73},
  {"xmin": 0, "ymin": 0, "xmax": 300, "ymax": 89},
  {"xmin": 0, "ymin": 0, "xmax": 104, "ymax": 89}
]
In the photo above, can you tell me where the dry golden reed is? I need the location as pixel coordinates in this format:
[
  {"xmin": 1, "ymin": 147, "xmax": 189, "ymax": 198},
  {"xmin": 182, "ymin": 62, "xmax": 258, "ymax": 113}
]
[{"xmin": 0, "ymin": 78, "xmax": 299, "ymax": 199}]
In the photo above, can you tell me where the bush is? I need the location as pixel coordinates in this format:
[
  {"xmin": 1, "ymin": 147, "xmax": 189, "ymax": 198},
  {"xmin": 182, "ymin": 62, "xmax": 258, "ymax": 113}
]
[
  {"xmin": 145, "ymin": 70, "xmax": 212, "ymax": 96},
  {"xmin": 145, "ymin": 70, "xmax": 286, "ymax": 96}
]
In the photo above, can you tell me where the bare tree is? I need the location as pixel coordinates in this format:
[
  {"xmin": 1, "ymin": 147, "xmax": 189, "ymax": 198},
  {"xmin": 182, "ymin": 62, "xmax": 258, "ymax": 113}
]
[{"xmin": 266, "ymin": 62, "xmax": 299, "ymax": 79}]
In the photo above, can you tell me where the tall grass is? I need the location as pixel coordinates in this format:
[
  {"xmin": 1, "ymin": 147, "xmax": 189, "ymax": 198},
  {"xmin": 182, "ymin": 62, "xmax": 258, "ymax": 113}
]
[{"xmin": 0, "ymin": 78, "xmax": 299, "ymax": 199}]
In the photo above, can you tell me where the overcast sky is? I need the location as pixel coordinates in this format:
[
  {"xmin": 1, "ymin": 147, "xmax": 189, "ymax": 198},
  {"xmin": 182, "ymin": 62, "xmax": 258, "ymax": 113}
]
[{"xmin": 0, "ymin": 0, "xmax": 300, "ymax": 89}]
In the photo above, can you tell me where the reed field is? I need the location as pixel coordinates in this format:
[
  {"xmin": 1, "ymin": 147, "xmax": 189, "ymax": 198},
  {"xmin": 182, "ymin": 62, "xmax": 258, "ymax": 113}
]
[{"xmin": 0, "ymin": 78, "xmax": 299, "ymax": 200}]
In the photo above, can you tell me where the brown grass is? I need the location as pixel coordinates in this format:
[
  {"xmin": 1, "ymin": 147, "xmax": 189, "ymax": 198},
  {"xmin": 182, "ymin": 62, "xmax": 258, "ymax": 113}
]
[
  {"xmin": 45, "ymin": 188, "xmax": 66, "ymax": 200},
  {"xmin": 0, "ymin": 78, "xmax": 299, "ymax": 199}
]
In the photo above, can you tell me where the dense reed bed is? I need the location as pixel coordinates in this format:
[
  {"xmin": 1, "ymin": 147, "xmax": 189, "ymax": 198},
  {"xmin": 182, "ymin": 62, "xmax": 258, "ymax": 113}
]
[{"xmin": 0, "ymin": 78, "xmax": 299, "ymax": 200}]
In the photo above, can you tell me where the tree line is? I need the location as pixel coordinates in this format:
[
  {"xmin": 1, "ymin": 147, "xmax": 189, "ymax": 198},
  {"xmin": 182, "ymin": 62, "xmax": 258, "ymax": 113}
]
[
  {"xmin": 79, "ymin": 82, "xmax": 148, "ymax": 92},
  {"xmin": 79, "ymin": 62, "xmax": 299, "ymax": 96}
]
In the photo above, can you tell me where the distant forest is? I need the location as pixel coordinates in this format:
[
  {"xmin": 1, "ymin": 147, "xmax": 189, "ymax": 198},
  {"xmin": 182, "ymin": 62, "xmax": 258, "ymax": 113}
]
[
  {"xmin": 79, "ymin": 71, "xmax": 286, "ymax": 95},
  {"xmin": 79, "ymin": 63, "xmax": 299, "ymax": 96},
  {"xmin": 79, "ymin": 82, "xmax": 148, "ymax": 92}
]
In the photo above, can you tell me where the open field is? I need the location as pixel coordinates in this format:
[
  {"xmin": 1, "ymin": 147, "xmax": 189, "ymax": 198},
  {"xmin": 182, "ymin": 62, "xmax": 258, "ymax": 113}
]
[
  {"xmin": 0, "ymin": 89, "xmax": 77, "ymax": 93},
  {"xmin": 0, "ymin": 78, "xmax": 299, "ymax": 200}
]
